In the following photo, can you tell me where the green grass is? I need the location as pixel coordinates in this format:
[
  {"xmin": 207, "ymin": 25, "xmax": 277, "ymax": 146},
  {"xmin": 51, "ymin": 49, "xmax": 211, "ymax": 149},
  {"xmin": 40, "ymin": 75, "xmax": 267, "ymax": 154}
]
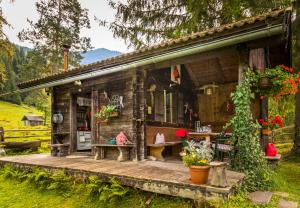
[
  {"xmin": 0, "ymin": 101, "xmax": 50, "ymax": 154},
  {"xmin": 0, "ymin": 175, "xmax": 193, "ymax": 208},
  {"xmin": 222, "ymin": 155, "xmax": 300, "ymax": 208}
]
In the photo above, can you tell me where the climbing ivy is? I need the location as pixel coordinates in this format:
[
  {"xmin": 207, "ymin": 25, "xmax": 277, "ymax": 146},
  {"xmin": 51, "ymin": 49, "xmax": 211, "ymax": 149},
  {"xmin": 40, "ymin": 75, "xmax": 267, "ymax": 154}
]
[{"xmin": 226, "ymin": 70, "xmax": 273, "ymax": 191}]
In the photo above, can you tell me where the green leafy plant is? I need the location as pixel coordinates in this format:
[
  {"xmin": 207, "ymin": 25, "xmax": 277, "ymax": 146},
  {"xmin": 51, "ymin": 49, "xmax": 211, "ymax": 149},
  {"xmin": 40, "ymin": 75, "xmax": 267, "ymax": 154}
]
[
  {"xmin": 182, "ymin": 141, "xmax": 214, "ymax": 167},
  {"xmin": 86, "ymin": 175, "xmax": 105, "ymax": 197},
  {"xmin": 0, "ymin": 165, "xmax": 27, "ymax": 181},
  {"xmin": 86, "ymin": 176, "xmax": 129, "ymax": 202},
  {"xmin": 26, "ymin": 167, "xmax": 52, "ymax": 190},
  {"xmin": 47, "ymin": 170, "xmax": 72, "ymax": 194},
  {"xmin": 100, "ymin": 178, "xmax": 129, "ymax": 202},
  {"xmin": 94, "ymin": 105, "xmax": 117, "ymax": 122},
  {"xmin": 226, "ymin": 70, "xmax": 273, "ymax": 191},
  {"xmin": 251, "ymin": 65, "xmax": 300, "ymax": 100}
]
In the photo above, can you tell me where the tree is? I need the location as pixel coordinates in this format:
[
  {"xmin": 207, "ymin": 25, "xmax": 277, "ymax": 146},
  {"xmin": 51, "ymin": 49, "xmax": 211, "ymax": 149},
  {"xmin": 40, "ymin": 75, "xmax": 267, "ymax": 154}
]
[
  {"xmin": 0, "ymin": 45, "xmax": 28, "ymax": 104},
  {"xmin": 0, "ymin": 0, "xmax": 14, "ymax": 86},
  {"xmin": 294, "ymin": 0, "xmax": 300, "ymax": 154},
  {"xmin": 18, "ymin": 0, "xmax": 92, "ymax": 73},
  {"xmin": 100, "ymin": 0, "xmax": 291, "ymax": 49}
]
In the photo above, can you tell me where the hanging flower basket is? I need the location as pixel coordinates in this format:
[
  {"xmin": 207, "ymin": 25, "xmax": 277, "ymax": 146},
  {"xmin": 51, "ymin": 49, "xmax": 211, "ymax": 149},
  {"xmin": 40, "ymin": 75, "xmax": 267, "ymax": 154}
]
[
  {"xmin": 259, "ymin": 76, "xmax": 271, "ymax": 88},
  {"xmin": 252, "ymin": 65, "xmax": 300, "ymax": 100}
]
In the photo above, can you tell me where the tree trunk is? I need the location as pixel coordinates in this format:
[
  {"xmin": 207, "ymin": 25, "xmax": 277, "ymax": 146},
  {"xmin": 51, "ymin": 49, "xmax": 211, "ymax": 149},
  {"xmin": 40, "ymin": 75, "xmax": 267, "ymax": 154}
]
[{"xmin": 293, "ymin": 0, "xmax": 300, "ymax": 154}]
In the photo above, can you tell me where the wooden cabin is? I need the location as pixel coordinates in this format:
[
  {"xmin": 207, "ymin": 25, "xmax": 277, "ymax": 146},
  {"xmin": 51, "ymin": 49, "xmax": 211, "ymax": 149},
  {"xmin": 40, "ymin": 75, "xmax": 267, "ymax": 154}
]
[
  {"xmin": 16, "ymin": 8, "xmax": 291, "ymax": 161},
  {"xmin": 22, "ymin": 115, "xmax": 44, "ymax": 126}
]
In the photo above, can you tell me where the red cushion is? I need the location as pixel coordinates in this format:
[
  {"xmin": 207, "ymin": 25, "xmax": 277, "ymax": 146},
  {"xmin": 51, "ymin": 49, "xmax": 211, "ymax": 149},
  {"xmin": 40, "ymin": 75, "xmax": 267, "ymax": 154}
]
[
  {"xmin": 175, "ymin": 128, "xmax": 189, "ymax": 138},
  {"xmin": 266, "ymin": 143, "xmax": 277, "ymax": 157}
]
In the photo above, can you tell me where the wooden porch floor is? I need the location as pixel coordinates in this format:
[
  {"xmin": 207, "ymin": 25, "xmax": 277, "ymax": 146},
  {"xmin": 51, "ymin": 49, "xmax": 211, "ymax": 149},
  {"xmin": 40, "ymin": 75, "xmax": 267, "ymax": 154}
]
[{"xmin": 0, "ymin": 154, "xmax": 244, "ymax": 200}]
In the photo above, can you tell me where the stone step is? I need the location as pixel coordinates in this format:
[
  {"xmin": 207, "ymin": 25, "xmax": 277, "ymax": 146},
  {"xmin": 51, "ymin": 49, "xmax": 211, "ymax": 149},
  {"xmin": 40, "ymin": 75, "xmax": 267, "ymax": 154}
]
[
  {"xmin": 278, "ymin": 199, "xmax": 298, "ymax": 208},
  {"xmin": 248, "ymin": 191, "xmax": 273, "ymax": 205}
]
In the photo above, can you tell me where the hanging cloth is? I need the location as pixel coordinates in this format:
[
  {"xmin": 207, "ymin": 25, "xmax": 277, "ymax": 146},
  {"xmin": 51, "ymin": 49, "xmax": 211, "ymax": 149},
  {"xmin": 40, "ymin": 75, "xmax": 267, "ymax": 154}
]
[{"xmin": 249, "ymin": 48, "xmax": 265, "ymax": 71}]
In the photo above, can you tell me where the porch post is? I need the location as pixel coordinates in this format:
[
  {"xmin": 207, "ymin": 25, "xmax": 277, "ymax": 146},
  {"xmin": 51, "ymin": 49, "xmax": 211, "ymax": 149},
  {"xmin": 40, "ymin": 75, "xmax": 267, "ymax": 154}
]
[
  {"xmin": 91, "ymin": 89, "xmax": 99, "ymax": 154},
  {"xmin": 249, "ymin": 48, "xmax": 268, "ymax": 150},
  {"xmin": 132, "ymin": 68, "xmax": 146, "ymax": 161}
]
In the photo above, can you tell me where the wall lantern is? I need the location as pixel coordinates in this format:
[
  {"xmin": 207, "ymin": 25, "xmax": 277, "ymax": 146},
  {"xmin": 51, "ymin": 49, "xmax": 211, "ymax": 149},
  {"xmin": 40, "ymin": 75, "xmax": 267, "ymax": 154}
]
[
  {"xmin": 52, "ymin": 113, "xmax": 63, "ymax": 124},
  {"xmin": 200, "ymin": 84, "xmax": 219, "ymax": 95}
]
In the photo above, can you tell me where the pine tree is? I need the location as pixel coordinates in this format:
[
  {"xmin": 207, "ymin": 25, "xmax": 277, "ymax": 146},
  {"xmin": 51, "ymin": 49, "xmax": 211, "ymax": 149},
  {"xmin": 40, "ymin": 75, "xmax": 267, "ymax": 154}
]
[
  {"xmin": 0, "ymin": 0, "xmax": 14, "ymax": 86},
  {"xmin": 99, "ymin": 0, "xmax": 291, "ymax": 49},
  {"xmin": 18, "ymin": 0, "xmax": 92, "ymax": 73}
]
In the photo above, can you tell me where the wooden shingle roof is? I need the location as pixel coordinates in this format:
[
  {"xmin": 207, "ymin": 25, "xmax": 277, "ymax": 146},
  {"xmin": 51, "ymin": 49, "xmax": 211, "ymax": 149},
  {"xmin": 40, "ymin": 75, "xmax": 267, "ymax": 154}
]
[
  {"xmin": 22, "ymin": 115, "xmax": 44, "ymax": 122},
  {"xmin": 17, "ymin": 7, "xmax": 291, "ymax": 89}
]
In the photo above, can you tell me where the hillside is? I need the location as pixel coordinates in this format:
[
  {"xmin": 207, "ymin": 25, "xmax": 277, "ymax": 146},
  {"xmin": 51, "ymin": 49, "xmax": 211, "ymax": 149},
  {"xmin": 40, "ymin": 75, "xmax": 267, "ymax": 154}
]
[
  {"xmin": 80, "ymin": 48, "xmax": 121, "ymax": 65},
  {"xmin": 14, "ymin": 44, "xmax": 122, "ymax": 66},
  {"xmin": 0, "ymin": 101, "xmax": 47, "ymax": 130}
]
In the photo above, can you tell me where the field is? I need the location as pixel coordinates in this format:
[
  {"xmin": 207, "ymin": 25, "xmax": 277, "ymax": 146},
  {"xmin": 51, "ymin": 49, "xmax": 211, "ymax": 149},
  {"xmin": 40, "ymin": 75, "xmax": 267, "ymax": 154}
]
[{"xmin": 0, "ymin": 101, "xmax": 50, "ymax": 153}]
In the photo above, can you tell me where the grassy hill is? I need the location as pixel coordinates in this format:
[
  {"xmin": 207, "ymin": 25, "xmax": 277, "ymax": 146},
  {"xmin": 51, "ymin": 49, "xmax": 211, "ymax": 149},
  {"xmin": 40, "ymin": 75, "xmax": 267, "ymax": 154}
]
[
  {"xmin": 0, "ymin": 101, "xmax": 50, "ymax": 153},
  {"xmin": 0, "ymin": 100, "xmax": 48, "ymax": 130}
]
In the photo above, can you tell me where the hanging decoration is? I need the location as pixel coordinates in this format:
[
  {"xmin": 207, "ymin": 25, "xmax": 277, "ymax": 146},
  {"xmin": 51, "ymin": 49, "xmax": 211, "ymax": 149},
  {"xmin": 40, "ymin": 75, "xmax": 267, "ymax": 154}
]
[{"xmin": 171, "ymin": 65, "xmax": 181, "ymax": 85}]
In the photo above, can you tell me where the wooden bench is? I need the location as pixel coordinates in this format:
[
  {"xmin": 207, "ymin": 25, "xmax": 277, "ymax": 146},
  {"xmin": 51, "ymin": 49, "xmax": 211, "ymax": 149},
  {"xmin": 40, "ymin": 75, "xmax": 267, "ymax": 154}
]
[
  {"xmin": 92, "ymin": 144, "xmax": 134, "ymax": 162},
  {"xmin": 146, "ymin": 126, "xmax": 185, "ymax": 161},
  {"xmin": 50, "ymin": 143, "xmax": 70, "ymax": 157},
  {"xmin": 265, "ymin": 154, "xmax": 281, "ymax": 169}
]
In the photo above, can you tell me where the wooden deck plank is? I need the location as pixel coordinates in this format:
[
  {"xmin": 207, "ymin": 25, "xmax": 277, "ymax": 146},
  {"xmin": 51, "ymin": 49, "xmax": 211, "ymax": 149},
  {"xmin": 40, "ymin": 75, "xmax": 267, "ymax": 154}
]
[{"xmin": 0, "ymin": 154, "xmax": 245, "ymax": 201}]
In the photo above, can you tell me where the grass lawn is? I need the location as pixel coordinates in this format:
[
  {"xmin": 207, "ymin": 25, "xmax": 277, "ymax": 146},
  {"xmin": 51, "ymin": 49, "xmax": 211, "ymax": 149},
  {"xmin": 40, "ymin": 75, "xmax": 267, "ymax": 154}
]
[
  {"xmin": 0, "ymin": 175, "xmax": 193, "ymax": 208},
  {"xmin": 222, "ymin": 155, "xmax": 300, "ymax": 208}
]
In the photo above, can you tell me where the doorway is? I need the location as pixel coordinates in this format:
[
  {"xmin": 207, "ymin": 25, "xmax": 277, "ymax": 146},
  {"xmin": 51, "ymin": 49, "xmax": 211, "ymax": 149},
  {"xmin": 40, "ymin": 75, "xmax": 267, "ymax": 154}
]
[{"xmin": 75, "ymin": 92, "xmax": 92, "ymax": 152}]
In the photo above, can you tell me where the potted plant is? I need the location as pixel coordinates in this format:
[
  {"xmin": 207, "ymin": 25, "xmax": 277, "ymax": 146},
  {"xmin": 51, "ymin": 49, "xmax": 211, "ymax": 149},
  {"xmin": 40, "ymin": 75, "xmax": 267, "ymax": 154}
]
[
  {"xmin": 182, "ymin": 140, "xmax": 214, "ymax": 184},
  {"xmin": 94, "ymin": 105, "xmax": 117, "ymax": 124},
  {"xmin": 259, "ymin": 115, "xmax": 284, "ymax": 136},
  {"xmin": 253, "ymin": 65, "xmax": 300, "ymax": 100}
]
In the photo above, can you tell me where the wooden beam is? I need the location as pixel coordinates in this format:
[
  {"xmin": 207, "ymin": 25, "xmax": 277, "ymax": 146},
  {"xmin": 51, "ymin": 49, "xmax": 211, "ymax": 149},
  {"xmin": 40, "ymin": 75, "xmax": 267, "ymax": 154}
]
[
  {"xmin": 91, "ymin": 89, "xmax": 99, "ymax": 155},
  {"xmin": 185, "ymin": 64, "xmax": 200, "ymax": 88},
  {"xmin": 215, "ymin": 58, "xmax": 226, "ymax": 84},
  {"xmin": 140, "ymin": 47, "xmax": 238, "ymax": 71}
]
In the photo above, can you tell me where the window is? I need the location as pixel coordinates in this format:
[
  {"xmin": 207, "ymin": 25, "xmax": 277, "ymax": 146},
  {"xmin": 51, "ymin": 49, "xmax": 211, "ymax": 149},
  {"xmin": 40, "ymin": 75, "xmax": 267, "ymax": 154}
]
[{"xmin": 154, "ymin": 90, "xmax": 184, "ymax": 124}]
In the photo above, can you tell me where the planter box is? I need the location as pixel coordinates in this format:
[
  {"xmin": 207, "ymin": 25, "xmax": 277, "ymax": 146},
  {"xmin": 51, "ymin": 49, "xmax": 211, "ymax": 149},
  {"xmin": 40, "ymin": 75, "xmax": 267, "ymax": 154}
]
[{"xmin": 110, "ymin": 112, "xmax": 119, "ymax": 118}]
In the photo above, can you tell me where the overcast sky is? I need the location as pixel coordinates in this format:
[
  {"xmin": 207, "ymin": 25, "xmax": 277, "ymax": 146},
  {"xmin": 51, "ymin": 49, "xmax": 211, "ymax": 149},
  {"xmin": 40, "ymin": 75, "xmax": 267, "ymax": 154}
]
[{"xmin": 2, "ymin": 0, "xmax": 129, "ymax": 52}]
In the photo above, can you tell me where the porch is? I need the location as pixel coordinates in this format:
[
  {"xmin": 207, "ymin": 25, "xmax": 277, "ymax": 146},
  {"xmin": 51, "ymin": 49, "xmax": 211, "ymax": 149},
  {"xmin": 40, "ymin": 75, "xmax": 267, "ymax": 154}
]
[{"xmin": 0, "ymin": 154, "xmax": 244, "ymax": 201}]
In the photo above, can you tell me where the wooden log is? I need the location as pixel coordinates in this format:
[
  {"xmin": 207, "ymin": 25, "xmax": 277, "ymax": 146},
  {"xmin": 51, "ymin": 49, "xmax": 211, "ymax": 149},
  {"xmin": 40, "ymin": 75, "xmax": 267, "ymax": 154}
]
[
  {"xmin": 1, "ymin": 140, "xmax": 41, "ymax": 150},
  {"xmin": 0, "ymin": 127, "xmax": 4, "ymax": 142}
]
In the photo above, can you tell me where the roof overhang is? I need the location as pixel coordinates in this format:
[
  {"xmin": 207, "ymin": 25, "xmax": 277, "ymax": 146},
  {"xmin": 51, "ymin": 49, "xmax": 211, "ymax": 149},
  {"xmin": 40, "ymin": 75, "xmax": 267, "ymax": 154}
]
[{"xmin": 0, "ymin": 23, "xmax": 284, "ymax": 97}]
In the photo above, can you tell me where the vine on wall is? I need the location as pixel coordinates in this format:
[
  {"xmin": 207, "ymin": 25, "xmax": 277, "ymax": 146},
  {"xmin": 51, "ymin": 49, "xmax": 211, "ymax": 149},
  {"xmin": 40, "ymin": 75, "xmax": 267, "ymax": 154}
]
[{"xmin": 226, "ymin": 70, "xmax": 273, "ymax": 191}]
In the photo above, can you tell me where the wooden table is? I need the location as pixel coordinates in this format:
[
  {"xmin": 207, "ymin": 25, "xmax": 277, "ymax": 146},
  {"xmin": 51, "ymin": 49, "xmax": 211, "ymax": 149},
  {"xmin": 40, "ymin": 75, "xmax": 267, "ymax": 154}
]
[
  {"xmin": 147, "ymin": 141, "xmax": 181, "ymax": 161},
  {"xmin": 188, "ymin": 132, "xmax": 222, "ymax": 142}
]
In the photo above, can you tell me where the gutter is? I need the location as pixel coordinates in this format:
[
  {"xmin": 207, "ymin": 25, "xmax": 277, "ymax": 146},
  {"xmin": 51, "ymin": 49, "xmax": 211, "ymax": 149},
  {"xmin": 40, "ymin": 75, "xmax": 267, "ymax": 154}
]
[{"xmin": 0, "ymin": 24, "xmax": 283, "ymax": 97}]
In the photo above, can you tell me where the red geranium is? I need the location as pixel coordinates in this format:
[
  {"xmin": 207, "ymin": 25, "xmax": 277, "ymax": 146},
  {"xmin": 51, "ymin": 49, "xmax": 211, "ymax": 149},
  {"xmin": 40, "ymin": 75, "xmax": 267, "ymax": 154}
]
[{"xmin": 259, "ymin": 115, "xmax": 284, "ymax": 130}]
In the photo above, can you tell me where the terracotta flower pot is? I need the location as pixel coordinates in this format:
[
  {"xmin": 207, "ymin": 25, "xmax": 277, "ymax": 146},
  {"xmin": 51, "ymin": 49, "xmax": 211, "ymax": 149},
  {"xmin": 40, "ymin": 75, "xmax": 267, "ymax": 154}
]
[
  {"xmin": 189, "ymin": 165, "xmax": 211, "ymax": 184},
  {"xmin": 262, "ymin": 128, "xmax": 272, "ymax": 136}
]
